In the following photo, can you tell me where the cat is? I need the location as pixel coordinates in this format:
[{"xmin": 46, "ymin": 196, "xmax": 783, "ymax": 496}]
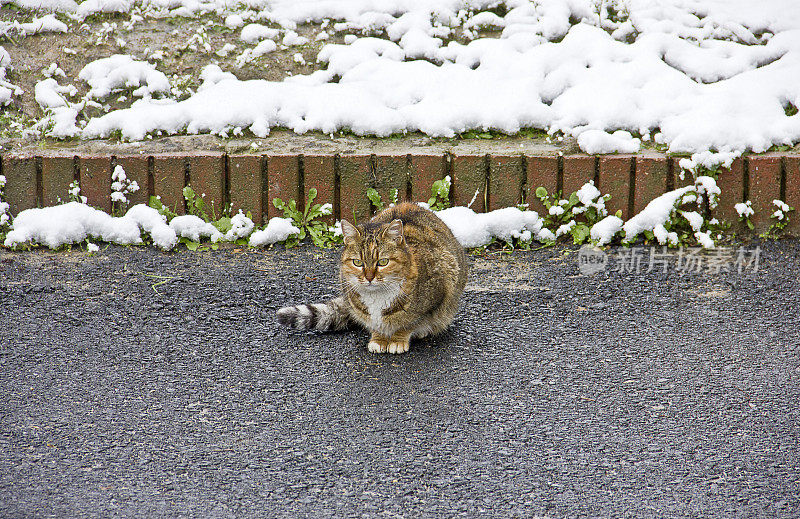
[{"xmin": 277, "ymin": 202, "xmax": 467, "ymax": 354}]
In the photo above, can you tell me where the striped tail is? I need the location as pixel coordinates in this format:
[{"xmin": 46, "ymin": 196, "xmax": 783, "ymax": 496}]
[{"xmin": 277, "ymin": 297, "xmax": 351, "ymax": 331}]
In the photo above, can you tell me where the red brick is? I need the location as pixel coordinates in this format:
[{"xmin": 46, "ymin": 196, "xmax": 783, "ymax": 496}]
[
  {"xmin": 784, "ymin": 156, "xmax": 800, "ymax": 235},
  {"xmin": 488, "ymin": 155, "xmax": 524, "ymax": 210},
  {"xmin": 2, "ymin": 155, "xmax": 38, "ymax": 214},
  {"xmin": 525, "ymin": 156, "xmax": 558, "ymax": 215},
  {"xmin": 78, "ymin": 156, "xmax": 112, "ymax": 213},
  {"xmin": 748, "ymin": 154, "xmax": 782, "ymax": 233},
  {"xmin": 266, "ymin": 154, "xmax": 300, "ymax": 219},
  {"xmin": 228, "ymin": 155, "xmax": 263, "ymax": 225},
  {"xmin": 670, "ymin": 157, "xmax": 695, "ymax": 189},
  {"xmin": 114, "ymin": 155, "xmax": 150, "ymax": 207},
  {"xmin": 562, "ymin": 155, "xmax": 595, "ymax": 196},
  {"xmin": 409, "ymin": 154, "xmax": 446, "ymax": 204},
  {"xmin": 714, "ymin": 158, "xmax": 745, "ymax": 230},
  {"xmin": 598, "ymin": 156, "xmax": 633, "ymax": 219},
  {"xmin": 451, "ymin": 154, "xmax": 486, "ymax": 212},
  {"xmin": 338, "ymin": 154, "xmax": 371, "ymax": 224},
  {"xmin": 152, "ymin": 154, "xmax": 186, "ymax": 215},
  {"xmin": 41, "ymin": 155, "xmax": 75, "ymax": 207},
  {"xmin": 634, "ymin": 157, "xmax": 669, "ymax": 215},
  {"xmin": 374, "ymin": 154, "xmax": 408, "ymax": 207},
  {"xmin": 189, "ymin": 153, "xmax": 225, "ymax": 219},
  {"xmin": 303, "ymin": 154, "xmax": 336, "ymax": 223}
]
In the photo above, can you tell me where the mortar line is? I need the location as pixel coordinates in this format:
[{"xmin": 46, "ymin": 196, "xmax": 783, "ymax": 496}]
[
  {"xmin": 260, "ymin": 155, "xmax": 268, "ymax": 223},
  {"xmin": 183, "ymin": 157, "xmax": 190, "ymax": 214},
  {"xmin": 484, "ymin": 154, "xmax": 490, "ymax": 212},
  {"xmin": 333, "ymin": 153, "xmax": 341, "ymax": 221},
  {"xmin": 147, "ymin": 156, "xmax": 155, "ymax": 200},
  {"xmin": 298, "ymin": 154, "xmax": 305, "ymax": 212},
  {"xmin": 405, "ymin": 154, "xmax": 412, "ymax": 203},
  {"xmin": 520, "ymin": 155, "xmax": 528, "ymax": 206},
  {"xmin": 35, "ymin": 156, "xmax": 43, "ymax": 207},
  {"xmin": 627, "ymin": 157, "xmax": 636, "ymax": 219},
  {"xmin": 742, "ymin": 156, "xmax": 750, "ymax": 201}
]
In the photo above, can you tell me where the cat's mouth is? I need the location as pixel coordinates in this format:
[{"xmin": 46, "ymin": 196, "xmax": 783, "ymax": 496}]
[{"xmin": 359, "ymin": 281, "xmax": 385, "ymax": 290}]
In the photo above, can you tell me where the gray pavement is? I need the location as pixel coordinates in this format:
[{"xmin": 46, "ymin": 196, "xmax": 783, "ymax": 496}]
[{"xmin": 0, "ymin": 241, "xmax": 798, "ymax": 518}]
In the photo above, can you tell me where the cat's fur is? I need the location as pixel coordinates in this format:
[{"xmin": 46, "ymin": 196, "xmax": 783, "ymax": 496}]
[{"xmin": 277, "ymin": 202, "xmax": 467, "ymax": 354}]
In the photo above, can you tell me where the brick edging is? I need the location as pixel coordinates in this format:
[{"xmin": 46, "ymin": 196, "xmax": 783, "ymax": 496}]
[{"xmin": 1, "ymin": 151, "xmax": 798, "ymax": 235}]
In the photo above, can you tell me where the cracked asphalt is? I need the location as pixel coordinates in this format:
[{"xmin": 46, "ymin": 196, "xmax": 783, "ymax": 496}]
[{"xmin": 0, "ymin": 241, "xmax": 798, "ymax": 518}]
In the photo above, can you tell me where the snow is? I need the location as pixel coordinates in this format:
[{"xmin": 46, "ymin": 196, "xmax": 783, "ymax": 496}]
[
  {"xmin": 224, "ymin": 212, "xmax": 255, "ymax": 240},
  {"xmin": 577, "ymin": 130, "xmax": 641, "ymax": 154},
  {"xmin": 17, "ymin": 14, "xmax": 68, "ymax": 35},
  {"xmin": 734, "ymin": 200, "xmax": 753, "ymax": 218},
  {"xmin": 123, "ymin": 204, "xmax": 177, "ymax": 250},
  {"xmin": 681, "ymin": 210, "xmax": 704, "ymax": 232},
  {"xmin": 282, "ymin": 31, "xmax": 309, "ymax": 46},
  {"xmin": 2, "ymin": 202, "xmax": 169, "ymax": 250},
  {"xmin": 590, "ymin": 215, "xmax": 623, "ymax": 246},
  {"xmin": 240, "ymin": 24, "xmax": 279, "ymax": 44},
  {"xmin": 623, "ymin": 185, "xmax": 695, "ymax": 243},
  {"xmin": 75, "ymin": 0, "xmax": 133, "ymax": 19},
  {"xmin": 169, "ymin": 214, "xmax": 223, "ymax": 242},
  {"xmin": 435, "ymin": 206, "xmax": 546, "ymax": 248},
  {"xmin": 22, "ymin": 0, "xmax": 784, "ymax": 165},
  {"xmin": 695, "ymin": 231, "xmax": 715, "ymax": 249},
  {"xmin": 772, "ymin": 199, "xmax": 792, "ymax": 220},
  {"xmin": 78, "ymin": 54, "xmax": 170, "ymax": 99},
  {"xmin": 622, "ymin": 175, "xmax": 720, "ymax": 245},
  {"xmin": 110, "ymin": 164, "xmax": 140, "ymax": 204},
  {"xmin": 0, "ymin": 46, "xmax": 23, "ymax": 106},
  {"xmin": 225, "ymin": 14, "xmax": 244, "ymax": 29},
  {"xmin": 0, "ymin": 174, "xmax": 9, "ymax": 227},
  {"xmin": 249, "ymin": 217, "xmax": 301, "ymax": 246}
]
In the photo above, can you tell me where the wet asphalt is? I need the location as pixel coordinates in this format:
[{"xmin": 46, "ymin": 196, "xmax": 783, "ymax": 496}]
[{"xmin": 0, "ymin": 241, "xmax": 798, "ymax": 518}]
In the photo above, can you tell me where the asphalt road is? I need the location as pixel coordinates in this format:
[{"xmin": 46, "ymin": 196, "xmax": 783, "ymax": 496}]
[{"xmin": 0, "ymin": 241, "xmax": 798, "ymax": 518}]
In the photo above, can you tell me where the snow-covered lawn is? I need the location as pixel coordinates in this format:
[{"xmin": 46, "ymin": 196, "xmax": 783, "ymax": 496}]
[{"xmin": 1, "ymin": 0, "xmax": 799, "ymax": 168}]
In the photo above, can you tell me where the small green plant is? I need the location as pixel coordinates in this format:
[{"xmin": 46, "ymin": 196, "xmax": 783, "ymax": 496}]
[
  {"xmin": 366, "ymin": 187, "xmax": 399, "ymax": 211},
  {"xmin": 760, "ymin": 199, "xmax": 794, "ymax": 239},
  {"xmin": 183, "ymin": 186, "xmax": 217, "ymax": 220},
  {"xmin": 148, "ymin": 195, "xmax": 178, "ymax": 221},
  {"xmin": 0, "ymin": 174, "xmax": 10, "ymax": 240},
  {"xmin": 427, "ymin": 176, "xmax": 451, "ymax": 211},
  {"xmin": 273, "ymin": 188, "xmax": 337, "ymax": 248},
  {"xmin": 110, "ymin": 165, "xmax": 140, "ymax": 216},
  {"xmin": 68, "ymin": 181, "xmax": 87, "ymax": 204},
  {"xmin": 736, "ymin": 200, "xmax": 755, "ymax": 230},
  {"xmin": 535, "ymin": 182, "xmax": 613, "ymax": 245}
]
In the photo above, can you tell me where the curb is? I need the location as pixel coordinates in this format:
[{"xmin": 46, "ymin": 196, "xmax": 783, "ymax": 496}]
[{"xmin": 1, "ymin": 151, "xmax": 798, "ymax": 235}]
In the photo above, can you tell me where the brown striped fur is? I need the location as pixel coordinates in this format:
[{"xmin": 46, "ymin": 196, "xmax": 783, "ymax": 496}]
[{"xmin": 277, "ymin": 203, "xmax": 467, "ymax": 354}]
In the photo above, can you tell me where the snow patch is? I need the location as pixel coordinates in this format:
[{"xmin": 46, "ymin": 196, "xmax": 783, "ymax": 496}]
[{"xmin": 249, "ymin": 217, "xmax": 301, "ymax": 246}]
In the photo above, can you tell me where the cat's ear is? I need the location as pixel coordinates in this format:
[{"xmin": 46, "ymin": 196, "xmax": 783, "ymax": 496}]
[
  {"xmin": 383, "ymin": 219, "xmax": 404, "ymax": 244},
  {"xmin": 341, "ymin": 219, "xmax": 361, "ymax": 244}
]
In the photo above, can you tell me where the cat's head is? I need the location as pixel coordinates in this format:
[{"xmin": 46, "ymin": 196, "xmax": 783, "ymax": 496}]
[{"xmin": 340, "ymin": 218, "xmax": 410, "ymax": 289}]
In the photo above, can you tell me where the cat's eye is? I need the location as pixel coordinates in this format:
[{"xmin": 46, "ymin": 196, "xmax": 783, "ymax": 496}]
[
  {"xmin": 352, "ymin": 259, "xmax": 363, "ymax": 267},
  {"xmin": 377, "ymin": 259, "xmax": 389, "ymax": 267}
]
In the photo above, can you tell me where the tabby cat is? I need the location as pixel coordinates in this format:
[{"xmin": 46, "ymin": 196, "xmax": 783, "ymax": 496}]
[{"xmin": 277, "ymin": 202, "xmax": 467, "ymax": 354}]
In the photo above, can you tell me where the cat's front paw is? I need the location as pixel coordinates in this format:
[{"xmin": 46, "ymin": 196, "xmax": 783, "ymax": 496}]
[
  {"xmin": 387, "ymin": 340, "xmax": 409, "ymax": 354},
  {"xmin": 368, "ymin": 338, "xmax": 388, "ymax": 353},
  {"xmin": 387, "ymin": 331, "xmax": 411, "ymax": 354}
]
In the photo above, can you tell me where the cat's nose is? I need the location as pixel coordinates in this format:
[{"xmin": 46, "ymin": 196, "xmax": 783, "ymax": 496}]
[{"xmin": 364, "ymin": 269, "xmax": 376, "ymax": 282}]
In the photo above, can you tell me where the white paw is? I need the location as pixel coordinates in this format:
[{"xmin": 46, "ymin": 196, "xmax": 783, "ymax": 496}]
[
  {"xmin": 368, "ymin": 341, "xmax": 387, "ymax": 353},
  {"xmin": 388, "ymin": 341, "xmax": 409, "ymax": 354}
]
